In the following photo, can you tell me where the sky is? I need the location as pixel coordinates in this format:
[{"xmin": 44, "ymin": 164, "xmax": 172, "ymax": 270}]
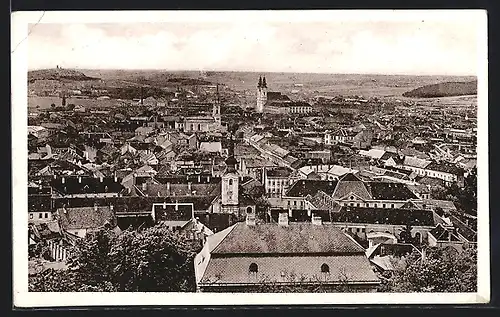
[{"xmin": 27, "ymin": 17, "xmax": 483, "ymax": 76}]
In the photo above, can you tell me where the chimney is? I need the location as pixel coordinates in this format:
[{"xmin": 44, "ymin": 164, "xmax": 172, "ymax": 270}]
[
  {"xmin": 278, "ymin": 212, "xmax": 289, "ymax": 227},
  {"xmin": 312, "ymin": 214, "xmax": 323, "ymax": 225},
  {"xmin": 246, "ymin": 213, "xmax": 256, "ymax": 226},
  {"xmin": 188, "ymin": 182, "xmax": 192, "ymax": 192},
  {"xmin": 94, "ymin": 204, "xmax": 98, "ymax": 211},
  {"xmin": 163, "ymin": 202, "xmax": 166, "ymax": 209},
  {"xmin": 78, "ymin": 176, "xmax": 82, "ymax": 183},
  {"xmin": 198, "ymin": 175, "xmax": 201, "ymax": 183},
  {"xmin": 167, "ymin": 182, "xmax": 171, "ymax": 194},
  {"xmin": 61, "ymin": 177, "xmax": 65, "ymax": 184},
  {"xmin": 110, "ymin": 205, "xmax": 114, "ymax": 211},
  {"xmin": 207, "ymin": 175, "xmax": 211, "ymax": 182},
  {"xmin": 100, "ymin": 176, "xmax": 103, "ymax": 182}
]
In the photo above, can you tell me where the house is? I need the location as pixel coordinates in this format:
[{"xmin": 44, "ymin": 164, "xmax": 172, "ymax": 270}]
[
  {"xmin": 151, "ymin": 202, "xmax": 214, "ymax": 242},
  {"xmin": 427, "ymin": 223, "xmax": 476, "ymax": 252},
  {"xmin": 194, "ymin": 214, "xmax": 380, "ymax": 292},
  {"xmin": 366, "ymin": 243, "xmax": 421, "ymax": 274},
  {"xmin": 56, "ymin": 205, "xmax": 118, "ymax": 239},
  {"xmin": 264, "ymin": 167, "xmax": 294, "ymax": 197},
  {"xmin": 135, "ymin": 126, "xmax": 155, "ymax": 137},
  {"xmin": 424, "ymin": 161, "xmax": 464, "ymax": 187},
  {"xmin": 199, "ymin": 141, "xmax": 222, "ymax": 154},
  {"xmin": 50, "ymin": 175, "xmax": 123, "ymax": 198},
  {"xmin": 28, "ymin": 184, "xmax": 53, "ymax": 223}
]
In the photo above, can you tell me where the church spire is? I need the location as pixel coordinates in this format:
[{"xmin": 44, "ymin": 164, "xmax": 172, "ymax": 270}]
[
  {"xmin": 262, "ymin": 76, "xmax": 267, "ymax": 88},
  {"xmin": 258, "ymin": 76, "xmax": 262, "ymax": 88},
  {"xmin": 225, "ymin": 131, "xmax": 237, "ymax": 173}
]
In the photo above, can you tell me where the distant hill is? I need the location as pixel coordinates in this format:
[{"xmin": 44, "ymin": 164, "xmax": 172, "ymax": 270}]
[
  {"xmin": 402, "ymin": 81, "xmax": 477, "ymax": 98},
  {"xmin": 28, "ymin": 68, "xmax": 99, "ymax": 82}
]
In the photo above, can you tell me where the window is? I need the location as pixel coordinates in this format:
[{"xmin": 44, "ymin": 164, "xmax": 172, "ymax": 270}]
[
  {"xmin": 39, "ymin": 213, "xmax": 42, "ymax": 219},
  {"xmin": 356, "ymin": 203, "xmax": 360, "ymax": 207},
  {"xmin": 44, "ymin": 213, "xmax": 48, "ymax": 218},
  {"xmin": 294, "ymin": 201, "xmax": 297, "ymax": 206},
  {"xmin": 30, "ymin": 214, "xmax": 33, "ymax": 219},
  {"xmin": 191, "ymin": 124, "xmax": 194, "ymax": 131},
  {"xmin": 229, "ymin": 179, "xmax": 233, "ymax": 186},
  {"xmin": 198, "ymin": 124, "xmax": 201, "ymax": 131},
  {"xmin": 391, "ymin": 204, "xmax": 394, "ymax": 208},
  {"xmin": 287, "ymin": 201, "xmax": 290, "ymax": 206},
  {"xmin": 365, "ymin": 203, "xmax": 369, "ymax": 207},
  {"xmin": 361, "ymin": 228, "xmax": 365, "ymax": 233},
  {"xmin": 249, "ymin": 263, "xmax": 258, "ymax": 273},
  {"xmin": 350, "ymin": 196, "xmax": 354, "ymax": 200},
  {"xmin": 383, "ymin": 204, "xmax": 386, "ymax": 208},
  {"xmin": 374, "ymin": 204, "xmax": 378, "ymax": 208},
  {"xmin": 321, "ymin": 263, "xmax": 330, "ymax": 273},
  {"xmin": 350, "ymin": 203, "xmax": 354, "ymax": 207},
  {"xmin": 247, "ymin": 207, "xmax": 253, "ymax": 214}
]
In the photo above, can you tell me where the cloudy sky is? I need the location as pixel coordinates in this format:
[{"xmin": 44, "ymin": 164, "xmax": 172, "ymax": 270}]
[{"xmin": 27, "ymin": 15, "xmax": 483, "ymax": 75}]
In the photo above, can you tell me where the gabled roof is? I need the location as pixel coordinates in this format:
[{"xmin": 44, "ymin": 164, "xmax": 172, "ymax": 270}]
[
  {"xmin": 57, "ymin": 206, "xmax": 116, "ymax": 230},
  {"xmin": 332, "ymin": 173, "xmax": 372, "ymax": 200}
]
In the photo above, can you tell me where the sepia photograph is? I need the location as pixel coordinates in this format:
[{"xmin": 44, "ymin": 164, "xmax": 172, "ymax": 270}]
[{"xmin": 11, "ymin": 9, "xmax": 489, "ymax": 307}]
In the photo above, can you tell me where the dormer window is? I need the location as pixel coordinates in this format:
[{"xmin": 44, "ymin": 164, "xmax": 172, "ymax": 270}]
[
  {"xmin": 249, "ymin": 263, "xmax": 258, "ymax": 273},
  {"xmin": 350, "ymin": 196, "xmax": 354, "ymax": 200},
  {"xmin": 321, "ymin": 263, "xmax": 330, "ymax": 273}
]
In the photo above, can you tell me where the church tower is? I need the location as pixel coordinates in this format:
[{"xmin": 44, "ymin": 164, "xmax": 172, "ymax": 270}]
[
  {"xmin": 256, "ymin": 76, "xmax": 267, "ymax": 113},
  {"xmin": 213, "ymin": 83, "xmax": 221, "ymax": 127},
  {"xmin": 221, "ymin": 133, "xmax": 239, "ymax": 214}
]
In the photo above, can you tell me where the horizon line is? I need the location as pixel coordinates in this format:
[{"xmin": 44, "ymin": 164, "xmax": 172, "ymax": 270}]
[{"xmin": 27, "ymin": 67, "xmax": 478, "ymax": 78}]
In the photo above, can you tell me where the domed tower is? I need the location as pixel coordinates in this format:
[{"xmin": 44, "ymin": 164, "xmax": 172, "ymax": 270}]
[
  {"xmin": 256, "ymin": 76, "xmax": 267, "ymax": 113},
  {"xmin": 221, "ymin": 134, "xmax": 239, "ymax": 214}
]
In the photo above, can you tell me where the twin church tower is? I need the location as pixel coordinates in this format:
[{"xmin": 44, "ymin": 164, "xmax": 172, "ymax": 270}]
[{"xmin": 256, "ymin": 76, "xmax": 268, "ymax": 113}]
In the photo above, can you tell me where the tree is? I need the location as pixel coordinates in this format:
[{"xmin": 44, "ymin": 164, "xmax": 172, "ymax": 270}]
[
  {"xmin": 30, "ymin": 225, "xmax": 199, "ymax": 292},
  {"xmin": 108, "ymin": 225, "xmax": 197, "ymax": 292},
  {"xmin": 380, "ymin": 246, "xmax": 477, "ymax": 292},
  {"xmin": 50, "ymin": 103, "xmax": 56, "ymax": 109},
  {"xmin": 254, "ymin": 197, "xmax": 271, "ymax": 222}
]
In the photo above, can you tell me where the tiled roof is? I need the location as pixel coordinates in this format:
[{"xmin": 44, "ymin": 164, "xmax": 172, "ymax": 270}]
[
  {"xmin": 285, "ymin": 180, "xmax": 338, "ymax": 197},
  {"xmin": 142, "ymin": 182, "xmax": 220, "ymax": 197},
  {"xmin": 449, "ymin": 215, "xmax": 477, "ymax": 242},
  {"xmin": 199, "ymin": 254, "xmax": 379, "ymax": 285},
  {"xmin": 28, "ymin": 194, "xmax": 52, "ymax": 212},
  {"xmin": 332, "ymin": 174, "xmax": 372, "ymax": 200},
  {"xmin": 211, "ymin": 222, "xmax": 366, "ymax": 255},
  {"xmin": 366, "ymin": 182, "xmax": 418, "ymax": 200},
  {"xmin": 57, "ymin": 206, "xmax": 116, "ymax": 230},
  {"xmin": 403, "ymin": 156, "xmax": 431, "ymax": 169},
  {"xmin": 426, "ymin": 161, "xmax": 463, "ymax": 175},
  {"xmin": 50, "ymin": 176, "xmax": 123, "ymax": 195},
  {"xmin": 153, "ymin": 203, "xmax": 193, "ymax": 222},
  {"xmin": 331, "ymin": 207, "xmax": 435, "ymax": 227},
  {"xmin": 266, "ymin": 167, "xmax": 293, "ymax": 178}
]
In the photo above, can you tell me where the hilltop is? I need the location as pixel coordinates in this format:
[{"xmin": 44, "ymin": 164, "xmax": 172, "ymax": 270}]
[
  {"xmin": 402, "ymin": 81, "xmax": 477, "ymax": 98},
  {"xmin": 28, "ymin": 68, "xmax": 100, "ymax": 82}
]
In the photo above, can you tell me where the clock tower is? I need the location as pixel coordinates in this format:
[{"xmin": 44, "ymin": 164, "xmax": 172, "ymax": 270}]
[{"xmin": 221, "ymin": 133, "xmax": 239, "ymax": 214}]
